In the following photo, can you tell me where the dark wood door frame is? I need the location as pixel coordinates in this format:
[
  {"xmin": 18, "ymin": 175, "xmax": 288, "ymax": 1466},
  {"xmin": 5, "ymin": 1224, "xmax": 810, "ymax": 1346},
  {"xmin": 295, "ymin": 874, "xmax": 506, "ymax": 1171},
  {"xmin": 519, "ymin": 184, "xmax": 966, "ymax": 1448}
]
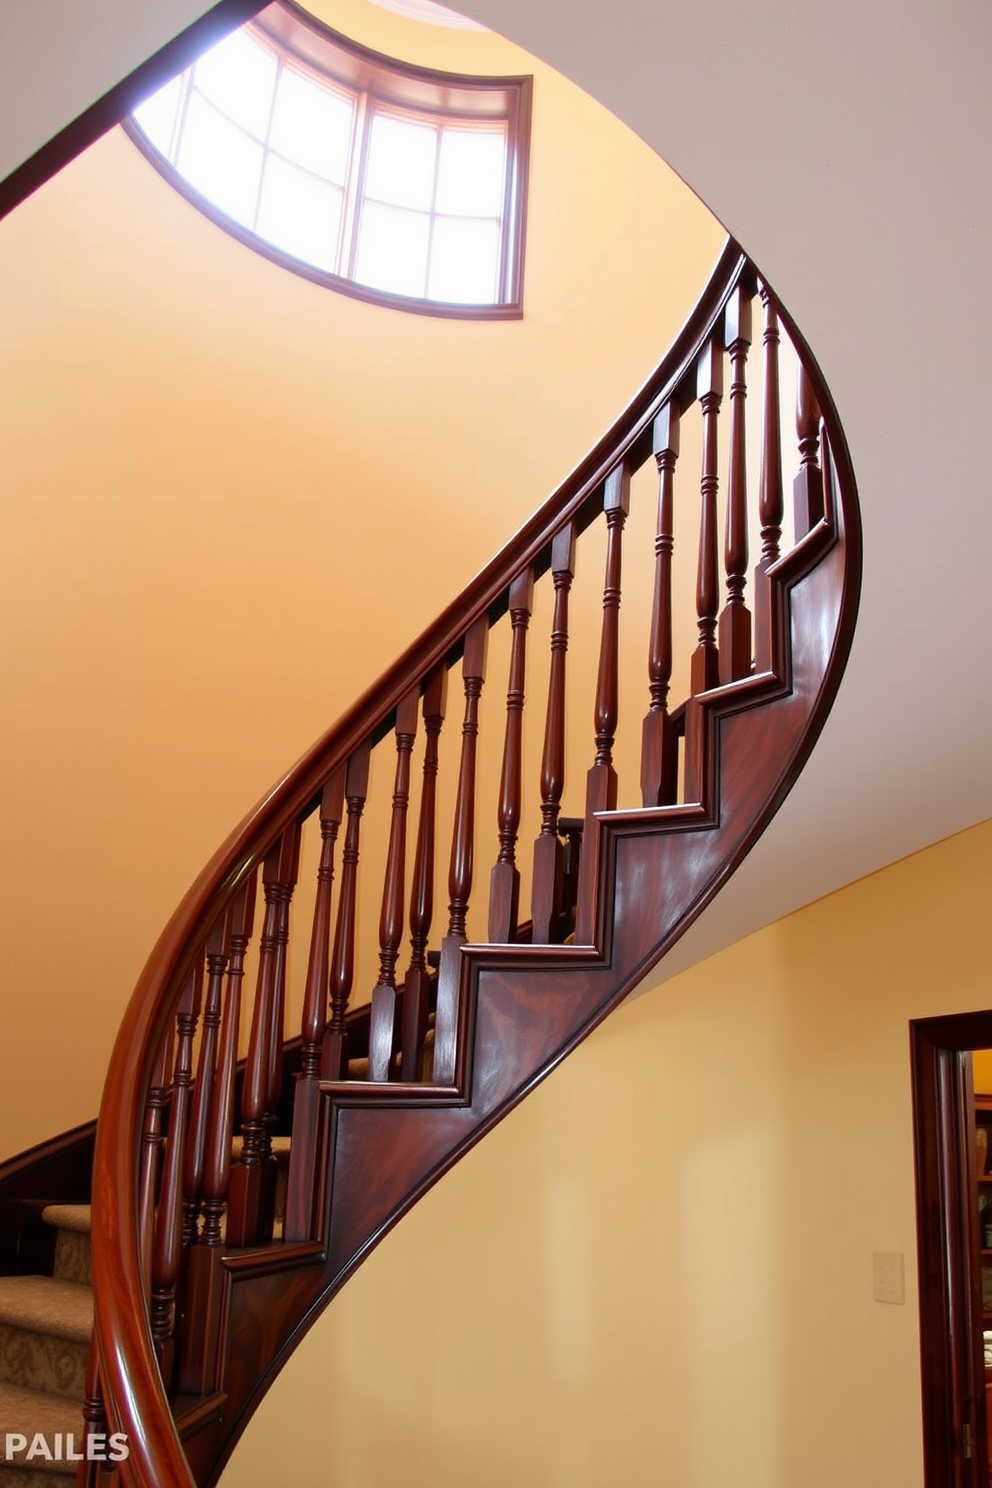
[{"xmin": 912, "ymin": 1009, "xmax": 992, "ymax": 1488}]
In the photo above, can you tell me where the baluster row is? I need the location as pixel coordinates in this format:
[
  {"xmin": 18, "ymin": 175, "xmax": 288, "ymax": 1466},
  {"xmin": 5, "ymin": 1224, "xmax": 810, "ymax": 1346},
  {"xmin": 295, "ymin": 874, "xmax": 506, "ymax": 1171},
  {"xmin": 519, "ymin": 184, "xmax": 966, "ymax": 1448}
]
[{"xmin": 137, "ymin": 283, "xmax": 830, "ymax": 1331}]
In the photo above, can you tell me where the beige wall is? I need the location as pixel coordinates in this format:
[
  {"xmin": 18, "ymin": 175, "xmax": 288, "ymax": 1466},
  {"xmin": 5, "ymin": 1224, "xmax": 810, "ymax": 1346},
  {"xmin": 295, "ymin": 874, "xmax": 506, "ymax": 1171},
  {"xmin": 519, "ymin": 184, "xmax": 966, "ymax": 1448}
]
[
  {"xmin": 0, "ymin": 1, "xmax": 723, "ymax": 1158},
  {"xmin": 222, "ymin": 818, "xmax": 992, "ymax": 1488}
]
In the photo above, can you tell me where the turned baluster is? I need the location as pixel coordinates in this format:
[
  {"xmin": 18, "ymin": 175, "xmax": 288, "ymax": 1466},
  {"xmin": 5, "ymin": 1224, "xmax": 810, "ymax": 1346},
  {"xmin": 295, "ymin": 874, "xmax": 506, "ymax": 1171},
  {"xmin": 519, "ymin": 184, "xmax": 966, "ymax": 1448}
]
[
  {"xmin": 575, "ymin": 465, "xmax": 630, "ymax": 945},
  {"xmin": 489, "ymin": 569, "xmax": 534, "ymax": 943},
  {"xmin": 755, "ymin": 284, "xmax": 784, "ymax": 669},
  {"xmin": 138, "ymin": 1020, "xmax": 174, "ymax": 1287},
  {"xmin": 199, "ymin": 875, "xmax": 256, "ymax": 1247},
  {"xmin": 368, "ymin": 690, "xmax": 421, "ymax": 1081},
  {"xmin": 641, "ymin": 405, "xmax": 680, "ymax": 807},
  {"xmin": 531, "ymin": 522, "xmax": 576, "ymax": 941},
  {"xmin": 150, "ymin": 959, "xmax": 204, "ymax": 1371},
  {"xmin": 321, "ymin": 742, "xmax": 372, "ymax": 1080},
  {"xmin": 226, "ymin": 825, "xmax": 301, "ymax": 1247},
  {"xmin": 263, "ymin": 829, "xmax": 301, "ymax": 1166},
  {"xmin": 433, "ymin": 616, "xmax": 488, "ymax": 1085},
  {"xmin": 719, "ymin": 288, "xmax": 753, "ymax": 684},
  {"xmin": 182, "ymin": 911, "xmax": 230, "ymax": 1247},
  {"xmin": 691, "ymin": 340, "xmax": 723, "ymax": 695},
  {"xmin": 793, "ymin": 361, "xmax": 824, "ymax": 538},
  {"xmin": 400, "ymin": 667, "xmax": 447, "ymax": 1081},
  {"xmin": 284, "ymin": 770, "xmax": 345, "ymax": 1241},
  {"xmin": 79, "ymin": 1344, "xmax": 108, "ymax": 1488}
]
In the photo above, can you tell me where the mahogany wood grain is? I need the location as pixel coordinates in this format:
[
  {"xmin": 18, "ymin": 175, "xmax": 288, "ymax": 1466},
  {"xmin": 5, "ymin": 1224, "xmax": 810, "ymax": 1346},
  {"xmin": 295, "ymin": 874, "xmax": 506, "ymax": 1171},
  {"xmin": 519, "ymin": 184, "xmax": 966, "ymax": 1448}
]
[
  {"xmin": 718, "ymin": 288, "xmax": 753, "ymax": 684},
  {"xmin": 641, "ymin": 405, "xmax": 680, "ymax": 807},
  {"xmin": 226, "ymin": 828, "xmax": 300, "ymax": 1248},
  {"xmin": 139, "ymin": 1025, "xmax": 174, "ymax": 1289},
  {"xmin": 86, "ymin": 242, "xmax": 861, "ymax": 1488},
  {"xmin": 691, "ymin": 339, "xmax": 723, "ymax": 695},
  {"xmin": 575, "ymin": 466, "xmax": 630, "ymax": 945},
  {"xmin": 321, "ymin": 744, "xmax": 372, "ymax": 1080},
  {"xmin": 369, "ymin": 689, "xmax": 421, "ymax": 1081},
  {"xmin": 285, "ymin": 772, "xmax": 345, "ymax": 1241},
  {"xmin": 182, "ymin": 913, "xmax": 230, "ymax": 1248},
  {"xmin": 531, "ymin": 523, "xmax": 576, "ymax": 942},
  {"xmin": 433, "ymin": 616, "xmax": 489, "ymax": 1085},
  {"xmin": 401, "ymin": 668, "xmax": 447, "ymax": 1081},
  {"xmin": 755, "ymin": 285, "xmax": 784, "ymax": 671},
  {"xmin": 793, "ymin": 363, "xmax": 825, "ymax": 539},
  {"xmin": 200, "ymin": 875, "xmax": 256, "ymax": 1249},
  {"xmin": 150, "ymin": 961, "xmax": 203, "ymax": 1372},
  {"xmin": 489, "ymin": 569, "xmax": 535, "ymax": 943}
]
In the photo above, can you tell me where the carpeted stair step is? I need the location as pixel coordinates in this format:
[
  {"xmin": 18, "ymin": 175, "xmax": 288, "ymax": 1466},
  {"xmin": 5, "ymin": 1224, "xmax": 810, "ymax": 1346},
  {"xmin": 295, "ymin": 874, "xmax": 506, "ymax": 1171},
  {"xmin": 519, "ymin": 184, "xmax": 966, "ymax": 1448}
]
[
  {"xmin": 0, "ymin": 1277, "xmax": 92, "ymax": 1400},
  {"xmin": 0, "ymin": 1380, "xmax": 83, "ymax": 1481},
  {"xmin": 39, "ymin": 1208, "xmax": 90, "ymax": 1289}
]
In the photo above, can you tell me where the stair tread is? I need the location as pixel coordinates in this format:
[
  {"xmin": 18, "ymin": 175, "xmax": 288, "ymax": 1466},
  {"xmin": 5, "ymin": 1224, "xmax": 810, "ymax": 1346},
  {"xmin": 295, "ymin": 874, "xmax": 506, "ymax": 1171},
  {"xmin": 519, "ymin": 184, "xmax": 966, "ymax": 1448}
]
[
  {"xmin": 39, "ymin": 1207, "xmax": 89, "ymax": 1237},
  {"xmin": 0, "ymin": 1379, "xmax": 84, "ymax": 1433},
  {"xmin": 0, "ymin": 1279, "xmax": 92, "ymax": 1345}
]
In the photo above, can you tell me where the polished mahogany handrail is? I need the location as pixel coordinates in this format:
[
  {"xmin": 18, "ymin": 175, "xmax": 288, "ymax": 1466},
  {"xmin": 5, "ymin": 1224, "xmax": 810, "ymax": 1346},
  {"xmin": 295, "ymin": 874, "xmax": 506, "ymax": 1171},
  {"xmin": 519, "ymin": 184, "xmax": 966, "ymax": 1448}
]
[{"xmin": 88, "ymin": 234, "xmax": 861, "ymax": 1488}]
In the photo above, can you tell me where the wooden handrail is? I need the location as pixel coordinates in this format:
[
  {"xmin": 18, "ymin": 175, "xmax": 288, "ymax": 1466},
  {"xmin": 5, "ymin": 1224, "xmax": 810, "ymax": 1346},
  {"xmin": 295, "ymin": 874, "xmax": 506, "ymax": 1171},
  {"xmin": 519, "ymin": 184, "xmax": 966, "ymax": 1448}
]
[{"xmin": 89, "ymin": 238, "xmax": 861, "ymax": 1488}]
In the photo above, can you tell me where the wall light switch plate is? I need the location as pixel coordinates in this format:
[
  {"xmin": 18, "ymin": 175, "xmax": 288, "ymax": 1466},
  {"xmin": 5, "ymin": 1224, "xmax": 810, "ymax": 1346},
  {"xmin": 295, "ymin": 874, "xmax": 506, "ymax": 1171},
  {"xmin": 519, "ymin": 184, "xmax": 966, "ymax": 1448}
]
[{"xmin": 873, "ymin": 1250, "xmax": 905, "ymax": 1305}]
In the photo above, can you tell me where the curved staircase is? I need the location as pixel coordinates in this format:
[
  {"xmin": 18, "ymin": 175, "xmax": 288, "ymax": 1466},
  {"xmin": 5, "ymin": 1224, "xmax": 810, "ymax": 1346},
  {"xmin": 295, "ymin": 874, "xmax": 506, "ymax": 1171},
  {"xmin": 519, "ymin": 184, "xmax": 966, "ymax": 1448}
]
[{"xmin": 70, "ymin": 241, "xmax": 860, "ymax": 1487}]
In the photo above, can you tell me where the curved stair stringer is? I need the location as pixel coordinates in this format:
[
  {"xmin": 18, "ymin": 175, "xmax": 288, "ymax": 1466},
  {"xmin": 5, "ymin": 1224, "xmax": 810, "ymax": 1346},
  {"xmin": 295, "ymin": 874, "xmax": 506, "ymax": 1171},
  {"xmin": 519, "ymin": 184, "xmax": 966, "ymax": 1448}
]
[
  {"xmin": 172, "ymin": 431, "xmax": 858, "ymax": 1488},
  {"xmin": 87, "ymin": 240, "xmax": 863, "ymax": 1488}
]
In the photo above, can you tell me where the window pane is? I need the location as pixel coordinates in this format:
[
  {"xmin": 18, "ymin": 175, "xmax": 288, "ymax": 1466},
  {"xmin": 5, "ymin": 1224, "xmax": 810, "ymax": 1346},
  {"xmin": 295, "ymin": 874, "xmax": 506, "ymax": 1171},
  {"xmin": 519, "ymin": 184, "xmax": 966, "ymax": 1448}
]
[
  {"xmin": 364, "ymin": 114, "xmax": 437, "ymax": 211},
  {"xmin": 133, "ymin": 73, "xmax": 184, "ymax": 159},
  {"xmin": 269, "ymin": 68, "xmax": 355, "ymax": 183},
  {"xmin": 354, "ymin": 201, "xmax": 430, "ymax": 297},
  {"xmin": 176, "ymin": 93, "xmax": 263, "ymax": 228},
  {"xmin": 428, "ymin": 215, "xmax": 500, "ymax": 302},
  {"xmin": 192, "ymin": 29, "xmax": 277, "ymax": 139},
  {"xmin": 435, "ymin": 127, "xmax": 505, "ymax": 217},
  {"xmin": 256, "ymin": 156, "xmax": 342, "ymax": 271}
]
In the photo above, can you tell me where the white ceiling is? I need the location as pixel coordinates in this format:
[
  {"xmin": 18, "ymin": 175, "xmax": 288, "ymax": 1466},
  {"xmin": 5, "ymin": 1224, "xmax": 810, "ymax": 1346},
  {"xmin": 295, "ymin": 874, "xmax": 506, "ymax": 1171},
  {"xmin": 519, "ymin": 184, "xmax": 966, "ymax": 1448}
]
[{"xmin": 2, "ymin": 0, "xmax": 990, "ymax": 979}]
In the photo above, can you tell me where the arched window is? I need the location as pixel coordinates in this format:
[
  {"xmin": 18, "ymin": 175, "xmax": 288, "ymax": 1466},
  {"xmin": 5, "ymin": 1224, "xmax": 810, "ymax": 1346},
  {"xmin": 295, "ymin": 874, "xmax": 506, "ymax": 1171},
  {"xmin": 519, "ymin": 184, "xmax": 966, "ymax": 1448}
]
[{"xmin": 128, "ymin": 2, "xmax": 531, "ymax": 316}]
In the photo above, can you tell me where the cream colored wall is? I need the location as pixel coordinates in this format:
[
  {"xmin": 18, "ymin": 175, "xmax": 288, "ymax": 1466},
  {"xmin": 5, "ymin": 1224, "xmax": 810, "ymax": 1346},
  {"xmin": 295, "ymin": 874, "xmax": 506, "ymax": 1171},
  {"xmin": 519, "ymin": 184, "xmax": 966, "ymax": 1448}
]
[
  {"xmin": 221, "ymin": 818, "xmax": 992, "ymax": 1488},
  {"xmin": 0, "ymin": 2, "xmax": 723, "ymax": 1159}
]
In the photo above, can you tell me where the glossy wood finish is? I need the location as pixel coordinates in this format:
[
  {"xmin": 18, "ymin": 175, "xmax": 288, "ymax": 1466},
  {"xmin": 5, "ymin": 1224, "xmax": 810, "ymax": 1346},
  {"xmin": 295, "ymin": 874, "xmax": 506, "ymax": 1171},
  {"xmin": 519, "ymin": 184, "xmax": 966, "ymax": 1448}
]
[
  {"xmin": 226, "ymin": 828, "xmax": 300, "ymax": 1248},
  {"xmin": 401, "ymin": 669, "xmax": 447, "ymax": 1081},
  {"xmin": 755, "ymin": 285, "xmax": 784, "ymax": 671},
  {"xmin": 489, "ymin": 570, "xmax": 535, "ymax": 943},
  {"xmin": 87, "ymin": 243, "xmax": 861, "ymax": 1488},
  {"xmin": 719, "ymin": 288, "xmax": 753, "ymax": 684},
  {"xmin": 285, "ymin": 775, "xmax": 344, "ymax": 1240},
  {"xmin": 575, "ymin": 465, "xmax": 630, "ymax": 946},
  {"xmin": 200, "ymin": 876, "xmax": 256, "ymax": 1248},
  {"xmin": 321, "ymin": 745, "xmax": 371, "ymax": 1081},
  {"xmin": 532, "ymin": 523, "xmax": 576, "ymax": 940},
  {"xmin": 433, "ymin": 616, "xmax": 488, "ymax": 1085},
  {"xmin": 691, "ymin": 340, "xmax": 723, "ymax": 696},
  {"xmin": 369, "ymin": 690, "xmax": 421, "ymax": 1081},
  {"xmin": 794, "ymin": 363, "xmax": 825, "ymax": 540},
  {"xmin": 641, "ymin": 406, "xmax": 680, "ymax": 808},
  {"xmin": 151, "ymin": 963, "xmax": 203, "ymax": 1364}
]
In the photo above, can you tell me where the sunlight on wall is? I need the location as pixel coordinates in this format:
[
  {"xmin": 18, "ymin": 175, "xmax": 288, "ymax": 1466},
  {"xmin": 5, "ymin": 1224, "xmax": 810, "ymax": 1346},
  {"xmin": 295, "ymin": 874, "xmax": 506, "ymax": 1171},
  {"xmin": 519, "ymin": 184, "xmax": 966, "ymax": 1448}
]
[{"xmin": 0, "ymin": 0, "xmax": 723, "ymax": 1157}]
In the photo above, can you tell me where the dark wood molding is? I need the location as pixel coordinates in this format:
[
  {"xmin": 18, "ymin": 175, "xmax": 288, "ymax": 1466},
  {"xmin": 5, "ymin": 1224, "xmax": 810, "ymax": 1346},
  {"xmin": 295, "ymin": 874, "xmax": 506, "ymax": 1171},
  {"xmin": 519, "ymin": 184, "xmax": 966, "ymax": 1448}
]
[
  {"xmin": 912, "ymin": 1011, "xmax": 992, "ymax": 1488},
  {"xmin": 0, "ymin": 1123, "xmax": 96, "ymax": 1277},
  {"xmin": 0, "ymin": 0, "xmax": 265, "ymax": 225},
  {"xmin": 83, "ymin": 239, "xmax": 861, "ymax": 1488}
]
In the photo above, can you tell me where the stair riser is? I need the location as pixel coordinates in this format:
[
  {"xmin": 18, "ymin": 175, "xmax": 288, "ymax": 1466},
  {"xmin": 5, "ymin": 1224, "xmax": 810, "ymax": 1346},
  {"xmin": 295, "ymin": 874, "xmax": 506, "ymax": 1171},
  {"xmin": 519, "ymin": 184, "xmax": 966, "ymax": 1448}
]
[
  {"xmin": 0, "ymin": 1328, "xmax": 87, "ymax": 1401},
  {"xmin": 50, "ymin": 1233, "xmax": 90, "ymax": 1290}
]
